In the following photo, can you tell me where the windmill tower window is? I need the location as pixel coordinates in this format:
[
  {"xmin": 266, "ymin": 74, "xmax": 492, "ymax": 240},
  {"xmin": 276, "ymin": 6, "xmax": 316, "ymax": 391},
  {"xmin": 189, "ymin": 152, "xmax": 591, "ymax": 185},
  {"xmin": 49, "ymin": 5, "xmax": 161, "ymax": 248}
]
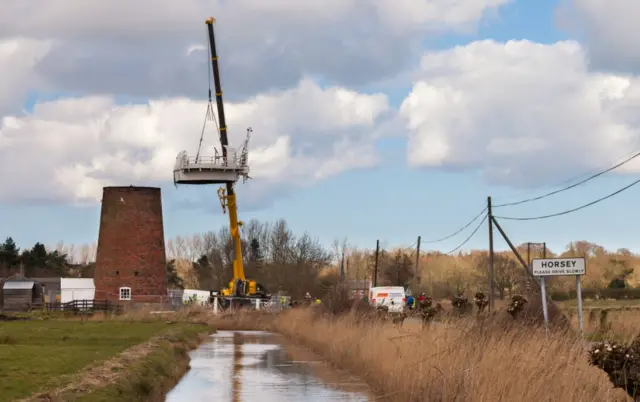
[{"xmin": 119, "ymin": 287, "xmax": 131, "ymax": 301}]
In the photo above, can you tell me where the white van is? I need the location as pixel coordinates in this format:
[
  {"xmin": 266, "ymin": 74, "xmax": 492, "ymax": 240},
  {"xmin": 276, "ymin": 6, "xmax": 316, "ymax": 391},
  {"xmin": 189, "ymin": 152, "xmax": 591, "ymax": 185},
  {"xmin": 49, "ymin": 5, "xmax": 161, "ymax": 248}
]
[{"xmin": 369, "ymin": 286, "xmax": 406, "ymax": 313}]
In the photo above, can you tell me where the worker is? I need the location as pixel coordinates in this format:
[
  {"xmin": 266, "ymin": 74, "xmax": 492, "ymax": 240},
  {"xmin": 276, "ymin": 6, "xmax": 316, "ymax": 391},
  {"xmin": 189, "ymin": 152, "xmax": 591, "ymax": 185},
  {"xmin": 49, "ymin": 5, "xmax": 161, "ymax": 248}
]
[
  {"xmin": 315, "ymin": 298, "xmax": 322, "ymax": 304},
  {"xmin": 406, "ymin": 294, "xmax": 415, "ymax": 310}
]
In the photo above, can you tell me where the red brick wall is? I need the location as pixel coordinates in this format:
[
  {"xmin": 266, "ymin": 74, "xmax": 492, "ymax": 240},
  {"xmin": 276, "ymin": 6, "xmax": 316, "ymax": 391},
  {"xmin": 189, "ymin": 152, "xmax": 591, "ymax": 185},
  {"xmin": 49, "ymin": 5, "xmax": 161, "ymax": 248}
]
[{"xmin": 94, "ymin": 186, "xmax": 168, "ymax": 302}]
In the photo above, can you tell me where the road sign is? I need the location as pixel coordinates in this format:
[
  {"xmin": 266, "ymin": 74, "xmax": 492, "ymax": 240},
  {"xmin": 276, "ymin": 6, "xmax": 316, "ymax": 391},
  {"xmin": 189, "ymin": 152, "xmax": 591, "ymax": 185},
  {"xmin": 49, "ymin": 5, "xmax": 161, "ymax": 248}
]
[
  {"xmin": 532, "ymin": 257, "xmax": 586, "ymax": 277},
  {"xmin": 531, "ymin": 257, "xmax": 586, "ymax": 334}
]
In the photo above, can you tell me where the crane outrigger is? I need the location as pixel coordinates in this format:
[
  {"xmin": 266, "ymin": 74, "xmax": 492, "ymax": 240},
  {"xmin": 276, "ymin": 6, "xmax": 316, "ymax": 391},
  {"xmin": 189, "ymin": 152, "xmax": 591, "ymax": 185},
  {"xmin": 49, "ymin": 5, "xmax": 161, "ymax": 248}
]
[{"xmin": 173, "ymin": 17, "xmax": 267, "ymax": 305}]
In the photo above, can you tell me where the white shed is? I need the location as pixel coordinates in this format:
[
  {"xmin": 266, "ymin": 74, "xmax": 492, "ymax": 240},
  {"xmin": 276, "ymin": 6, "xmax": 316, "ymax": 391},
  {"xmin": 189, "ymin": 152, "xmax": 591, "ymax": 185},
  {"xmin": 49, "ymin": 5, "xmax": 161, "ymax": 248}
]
[
  {"xmin": 60, "ymin": 278, "xmax": 95, "ymax": 304},
  {"xmin": 182, "ymin": 289, "xmax": 210, "ymax": 305}
]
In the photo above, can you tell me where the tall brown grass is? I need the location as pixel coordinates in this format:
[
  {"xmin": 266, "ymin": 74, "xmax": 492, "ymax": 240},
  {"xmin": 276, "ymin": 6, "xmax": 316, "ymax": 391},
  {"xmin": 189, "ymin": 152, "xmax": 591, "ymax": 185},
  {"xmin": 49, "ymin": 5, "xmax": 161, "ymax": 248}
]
[
  {"xmin": 87, "ymin": 306, "xmax": 629, "ymax": 401},
  {"xmin": 565, "ymin": 307, "xmax": 640, "ymax": 342},
  {"xmin": 272, "ymin": 309, "xmax": 628, "ymax": 401}
]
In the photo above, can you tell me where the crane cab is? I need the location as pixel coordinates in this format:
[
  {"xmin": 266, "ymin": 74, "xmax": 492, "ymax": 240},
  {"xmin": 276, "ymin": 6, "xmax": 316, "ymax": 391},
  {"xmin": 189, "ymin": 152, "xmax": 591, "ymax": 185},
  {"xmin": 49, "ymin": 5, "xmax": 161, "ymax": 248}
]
[{"xmin": 221, "ymin": 279, "xmax": 267, "ymax": 298}]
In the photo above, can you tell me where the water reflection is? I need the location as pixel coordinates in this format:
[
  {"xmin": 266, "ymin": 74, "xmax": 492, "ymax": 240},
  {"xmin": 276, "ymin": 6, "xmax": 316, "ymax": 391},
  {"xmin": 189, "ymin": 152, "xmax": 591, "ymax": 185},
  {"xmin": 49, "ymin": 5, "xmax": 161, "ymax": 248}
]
[
  {"xmin": 232, "ymin": 332, "xmax": 243, "ymax": 402},
  {"xmin": 166, "ymin": 330, "xmax": 372, "ymax": 402}
]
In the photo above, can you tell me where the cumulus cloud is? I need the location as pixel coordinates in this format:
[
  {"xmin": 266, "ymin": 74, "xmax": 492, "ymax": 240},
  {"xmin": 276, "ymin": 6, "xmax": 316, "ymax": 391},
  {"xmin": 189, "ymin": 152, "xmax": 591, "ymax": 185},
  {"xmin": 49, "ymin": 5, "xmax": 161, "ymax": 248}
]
[
  {"xmin": 0, "ymin": 0, "xmax": 510, "ymax": 104},
  {"xmin": 400, "ymin": 39, "xmax": 640, "ymax": 187},
  {"xmin": 0, "ymin": 79, "xmax": 389, "ymax": 205},
  {"xmin": 557, "ymin": 0, "xmax": 640, "ymax": 74},
  {"xmin": 0, "ymin": 38, "xmax": 52, "ymax": 115}
]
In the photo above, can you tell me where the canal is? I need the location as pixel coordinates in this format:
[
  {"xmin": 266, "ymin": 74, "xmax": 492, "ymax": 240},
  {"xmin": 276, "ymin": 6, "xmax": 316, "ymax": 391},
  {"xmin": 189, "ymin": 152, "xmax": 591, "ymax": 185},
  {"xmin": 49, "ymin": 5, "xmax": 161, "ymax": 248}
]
[{"xmin": 166, "ymin": 330, "xmax": 374, "ymax": 401}]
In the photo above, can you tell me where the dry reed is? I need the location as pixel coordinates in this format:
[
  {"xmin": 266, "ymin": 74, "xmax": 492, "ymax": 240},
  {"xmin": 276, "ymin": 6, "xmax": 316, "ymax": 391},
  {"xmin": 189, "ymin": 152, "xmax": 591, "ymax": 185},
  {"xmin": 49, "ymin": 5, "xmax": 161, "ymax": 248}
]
[
  {"xmin": 272, "ymin": 309, "xmax": 629, "ymax": 402},
  {"xmin": 88, "ymin": 306, "xmax": 630, "ymax": 401}
]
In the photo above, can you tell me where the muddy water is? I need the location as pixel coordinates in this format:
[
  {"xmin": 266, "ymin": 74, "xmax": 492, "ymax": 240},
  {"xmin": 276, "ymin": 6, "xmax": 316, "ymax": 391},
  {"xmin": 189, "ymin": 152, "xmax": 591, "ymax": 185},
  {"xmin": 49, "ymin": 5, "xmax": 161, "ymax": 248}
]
[{"xmin": 166, "ymin": 330, "xmax": 374, "ymax": 402}]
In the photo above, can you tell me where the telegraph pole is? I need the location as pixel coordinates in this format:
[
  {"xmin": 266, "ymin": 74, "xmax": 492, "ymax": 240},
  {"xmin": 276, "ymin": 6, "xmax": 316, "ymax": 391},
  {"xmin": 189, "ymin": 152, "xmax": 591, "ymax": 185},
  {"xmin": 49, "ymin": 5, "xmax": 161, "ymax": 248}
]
[
  {"xmin": 488, "ymin": 196, "xmax": 495, "ymax": 311},
  {"xmin": 526, "ymin": 242, "xmax": 547, "ymax": 292},
  {"xmin": 373, "ymin": 240, "xmax": 380, "ymax": 287},
  {"xmin": 415, "ymin": 236, "xmax": 421, "ymax": 285}
]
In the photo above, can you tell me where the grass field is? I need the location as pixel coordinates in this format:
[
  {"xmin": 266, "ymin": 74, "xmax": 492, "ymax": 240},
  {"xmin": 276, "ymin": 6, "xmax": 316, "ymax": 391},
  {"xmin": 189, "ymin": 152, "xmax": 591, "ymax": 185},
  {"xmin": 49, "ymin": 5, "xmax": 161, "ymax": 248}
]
[{"xmin": 0, "ymin": 319, "xmax": 205, "ymax": 401}]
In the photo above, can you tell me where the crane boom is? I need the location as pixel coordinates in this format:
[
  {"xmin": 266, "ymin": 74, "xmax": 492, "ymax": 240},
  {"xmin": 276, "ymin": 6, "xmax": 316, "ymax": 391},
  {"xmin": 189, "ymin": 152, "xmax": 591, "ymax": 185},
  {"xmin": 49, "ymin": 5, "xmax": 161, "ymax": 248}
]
[{"xmin": 205, "ymin": 17, "xmax": 246, "ymax": 287}]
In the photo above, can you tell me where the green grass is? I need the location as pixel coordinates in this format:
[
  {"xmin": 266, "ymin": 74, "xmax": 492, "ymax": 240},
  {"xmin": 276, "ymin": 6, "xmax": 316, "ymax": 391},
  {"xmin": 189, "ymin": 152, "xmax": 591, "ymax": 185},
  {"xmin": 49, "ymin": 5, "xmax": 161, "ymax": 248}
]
[
  {"xmin": 0, "ymin": 320, "xmax": 200, "ymax": 401},
  {"xmin": 68, "ymin": 326, "xmax": 206, "ymax": 402}
]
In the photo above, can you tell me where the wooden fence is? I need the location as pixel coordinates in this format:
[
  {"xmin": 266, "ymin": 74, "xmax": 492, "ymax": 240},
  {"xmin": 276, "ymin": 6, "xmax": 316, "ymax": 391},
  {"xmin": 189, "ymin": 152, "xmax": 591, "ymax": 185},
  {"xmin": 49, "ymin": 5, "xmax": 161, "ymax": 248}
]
[{"xmin": 45, "ymin": 299, "xmax": 123, "ymax": 314}]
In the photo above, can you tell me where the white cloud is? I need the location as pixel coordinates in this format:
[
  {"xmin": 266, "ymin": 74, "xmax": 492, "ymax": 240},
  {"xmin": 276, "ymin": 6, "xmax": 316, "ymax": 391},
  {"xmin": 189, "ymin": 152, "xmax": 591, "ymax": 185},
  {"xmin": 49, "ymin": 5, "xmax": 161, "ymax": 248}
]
[
  {"xmin": 0, "ymin": 0, "xmax": 511, "ymax": 106},
  {"xmin": 557, "ymin": 0, "xmax": 640, "ymax": 73},
  {"xmin": 0, "ymin": 38, "xmax": 52, "ymax": 115},
  {"xmin": 400, "ymin": 40, "xmax": 640, "ymax": 186},
  {"xmin": 0, "ymin": 80, "xmax": 389, "ymax": 205}
]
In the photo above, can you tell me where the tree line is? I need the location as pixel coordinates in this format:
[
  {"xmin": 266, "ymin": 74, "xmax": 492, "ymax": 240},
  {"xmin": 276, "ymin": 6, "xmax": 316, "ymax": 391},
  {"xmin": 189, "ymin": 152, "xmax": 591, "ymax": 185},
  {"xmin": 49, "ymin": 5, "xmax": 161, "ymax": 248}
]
[
  {"xmin": 0, "ymin": 219, "xmax": 417, "ymax": 298},
  {"xmin": 3, "ymin": 225, "xmax": 639, "ymax": 300},
  {"xmin": 165, "ymin": 219, "xmax": 417, "ymax": 299},
  {"xmin": 0, "ymin": 238, "xmax": 76, "ymax": 278}
]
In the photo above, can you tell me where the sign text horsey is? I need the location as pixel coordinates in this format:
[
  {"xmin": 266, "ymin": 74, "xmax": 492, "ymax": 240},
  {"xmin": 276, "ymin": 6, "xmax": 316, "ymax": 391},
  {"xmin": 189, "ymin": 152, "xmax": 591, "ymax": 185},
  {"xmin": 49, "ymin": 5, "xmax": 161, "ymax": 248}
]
[
  {"xmin": 532, "ymin": 257, "xmax": 586, "ymax": 277},
  {"xmin": 531, "ymin": 257, "xmax": 586, "ymax": 334}
]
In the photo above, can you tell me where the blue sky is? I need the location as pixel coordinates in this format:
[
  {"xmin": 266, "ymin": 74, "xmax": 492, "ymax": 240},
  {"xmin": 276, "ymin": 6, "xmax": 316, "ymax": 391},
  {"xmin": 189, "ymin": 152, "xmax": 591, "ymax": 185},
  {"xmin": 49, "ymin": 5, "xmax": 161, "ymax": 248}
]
[{"xmin": 3, "ymin": 0, "xmax": 640, "ymax": 256}]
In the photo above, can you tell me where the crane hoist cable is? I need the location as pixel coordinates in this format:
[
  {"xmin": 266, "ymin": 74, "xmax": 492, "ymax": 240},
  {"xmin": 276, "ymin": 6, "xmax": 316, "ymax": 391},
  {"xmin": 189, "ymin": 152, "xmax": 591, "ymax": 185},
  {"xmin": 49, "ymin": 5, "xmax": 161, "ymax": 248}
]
[{"xmin": 195, "ymin": 28, "xmax": 221, "ymax": 163}]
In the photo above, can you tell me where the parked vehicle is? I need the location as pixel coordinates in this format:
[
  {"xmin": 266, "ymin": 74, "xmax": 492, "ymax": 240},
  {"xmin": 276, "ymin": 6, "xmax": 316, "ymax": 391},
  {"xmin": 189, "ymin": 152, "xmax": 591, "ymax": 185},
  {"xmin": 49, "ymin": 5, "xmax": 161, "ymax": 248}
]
[{"xmin": 369, "ymin": 286, "xmax": 406, "ymax": 313}]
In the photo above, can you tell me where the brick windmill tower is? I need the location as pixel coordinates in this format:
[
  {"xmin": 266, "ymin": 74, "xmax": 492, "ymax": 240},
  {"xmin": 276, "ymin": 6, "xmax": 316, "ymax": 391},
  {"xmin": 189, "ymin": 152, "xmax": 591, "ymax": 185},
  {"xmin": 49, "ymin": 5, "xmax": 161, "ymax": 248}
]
[{"xmin": 94, "ymin": 186, "xmax": 168, "ymax": 303}]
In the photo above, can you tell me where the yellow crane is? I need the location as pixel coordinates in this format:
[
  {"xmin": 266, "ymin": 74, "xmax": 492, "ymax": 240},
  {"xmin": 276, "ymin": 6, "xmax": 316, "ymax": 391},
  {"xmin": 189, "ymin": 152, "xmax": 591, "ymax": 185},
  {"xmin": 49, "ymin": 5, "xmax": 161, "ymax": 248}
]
[
  {"xmin": 173, "ymin": 18, "xmax": 266, "ymax": 303},
  {"xmin": 204, "ymin": 17, "xmax": 266, "ymax": 300}
]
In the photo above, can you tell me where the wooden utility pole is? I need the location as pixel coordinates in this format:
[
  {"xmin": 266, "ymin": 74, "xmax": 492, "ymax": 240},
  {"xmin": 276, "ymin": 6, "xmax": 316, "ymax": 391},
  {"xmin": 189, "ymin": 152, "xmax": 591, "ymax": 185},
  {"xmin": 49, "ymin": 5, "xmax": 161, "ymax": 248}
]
[
  {"xmin": 373, "ymin": 240, "xmax": 380, "ymax": 287},
  {"xmin": 415, "ymin": 236, "xmax": 421, "ymax": 285},
  {"xmin": 488, "ymin": 196, "xmax": 495, "ymax": 311}
]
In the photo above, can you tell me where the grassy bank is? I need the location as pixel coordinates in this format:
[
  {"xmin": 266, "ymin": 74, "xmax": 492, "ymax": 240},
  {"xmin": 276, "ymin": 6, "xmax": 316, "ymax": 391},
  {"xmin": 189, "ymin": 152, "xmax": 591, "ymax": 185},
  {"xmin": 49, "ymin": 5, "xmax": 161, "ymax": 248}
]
[
  {"xmin": 268, "ymin": 309, "xmax": 628, "ymax": 402},
  {"xmin": 0, "ymin": 318, "xmax": 210, "ymax": 401}
]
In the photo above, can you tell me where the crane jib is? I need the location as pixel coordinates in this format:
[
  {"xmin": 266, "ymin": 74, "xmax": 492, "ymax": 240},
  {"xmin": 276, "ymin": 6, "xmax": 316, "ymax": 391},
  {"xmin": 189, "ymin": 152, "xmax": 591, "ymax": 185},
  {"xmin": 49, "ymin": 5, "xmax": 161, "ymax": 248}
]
[
  {"xmin": 206, "ymin": 18, "xmax": 234, "ymax": 195},
  {"xmin": 206, "ymin": 19, "xmax": 229, "ymax": 155}
]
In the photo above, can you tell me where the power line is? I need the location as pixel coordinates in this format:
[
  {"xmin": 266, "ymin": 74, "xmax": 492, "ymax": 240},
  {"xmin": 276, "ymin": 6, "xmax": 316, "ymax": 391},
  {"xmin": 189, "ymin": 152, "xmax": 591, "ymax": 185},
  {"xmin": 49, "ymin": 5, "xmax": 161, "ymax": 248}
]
[
  {"xmin": 494, "ymin": 177, "xmax": 640, "ymax": 221},
  {"xmin": 494, "ymin": 150, "xmax": 640, "ymax": 208},
  {"xmin": 422, "ymin": 207, "xmax": 488, "ymax": 244},
  {"xmin": 495, "ymin": 147, "xmax": 640, "ymax": 203},
  {"xmin": 446, "ymin": 213, "xmax": 488, "ymax": 254}
]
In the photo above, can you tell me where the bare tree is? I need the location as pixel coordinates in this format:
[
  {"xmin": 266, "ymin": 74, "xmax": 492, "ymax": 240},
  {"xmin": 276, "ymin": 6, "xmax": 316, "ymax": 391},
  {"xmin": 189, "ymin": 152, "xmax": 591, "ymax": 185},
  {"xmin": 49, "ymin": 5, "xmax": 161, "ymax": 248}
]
[
  {"xmin": 185, "ymin": 233, "xmax": 205, "ymax": 262},
  {"xmin": 166, "ymin": 237, "xmax": 177, "ymax": 260},
  {"xmin": 50, "ymin": 241, "xmax": 77, "ymax": 264},
  {"xmin": 476, "ymin": 253, "xmax": 520, "ymax": 299},
  {"xmin": 381, "ymin": 249, "xmax": 414, "ymax": 287},
  {"xmin": 88, "ymin": 242, "xmax": 97, "ymax": 262},
  {"xmin": 347, "ymin": 247, "xmax": 370, "ymax": 282},
  {"xmin": 78, "ymin": 243, "xmax": 91, "ymax": 264},
  {"xmin": 332, "ymin": 237, "xmax": 349, "ymax": 265}
]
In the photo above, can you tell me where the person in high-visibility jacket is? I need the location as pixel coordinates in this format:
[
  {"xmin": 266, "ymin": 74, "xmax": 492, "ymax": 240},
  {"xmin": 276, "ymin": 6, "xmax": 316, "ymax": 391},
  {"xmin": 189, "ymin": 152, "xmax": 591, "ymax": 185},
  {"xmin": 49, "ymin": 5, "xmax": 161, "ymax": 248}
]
[
  {"xmin": 406, "ymin": 294, "xmax": 415, "ymax": 310},
  {"xmin": 315, "ymin": 298, "xmax": 322, "ymax": 304}
]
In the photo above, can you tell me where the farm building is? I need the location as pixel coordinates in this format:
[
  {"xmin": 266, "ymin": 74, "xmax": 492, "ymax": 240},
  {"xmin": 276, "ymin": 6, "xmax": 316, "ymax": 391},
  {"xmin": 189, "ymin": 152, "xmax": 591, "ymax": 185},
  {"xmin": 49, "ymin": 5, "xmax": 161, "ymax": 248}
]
[
  {"xmin": 60, "ymin": 278, "xmax": 95, "ymax": 303},
  {"xmin": 0, "ymin": 274, "xmax": 45, "ymax": 312},
  {"xmin": 33, "ymin": 277, "xmax": 96, "ymax": 304},
  {"xmin": 348, "ymin": 279, "xmax": 371, "ymax": 299},
  {"xmin": 182, "ymin": 289, "xmax": 211, "ymax": 306},
  {"xmin": 33, "ymin": 277, "xmax": 62, "ymax": 303}
]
